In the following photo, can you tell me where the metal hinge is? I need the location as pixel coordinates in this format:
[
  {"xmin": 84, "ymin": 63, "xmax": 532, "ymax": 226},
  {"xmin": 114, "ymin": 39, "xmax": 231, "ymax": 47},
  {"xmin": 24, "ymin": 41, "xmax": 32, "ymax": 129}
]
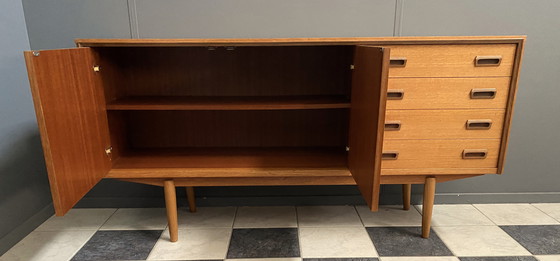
[
  {"xmin": 32, "ymin": 51, "xmax": 40, "ymax": 57},
  {"xmin": 104, "ymin": 146, "xmax": 113, "ymax": 158},
  {"xmin": 350, "ymin": 64, "xmax": 355, "ymax": 70},
  {"xmin": 346, "ymin": 146, "xmax": 350, "ymax": 152},
  {"xmin": 93, "ymin": 65, "xmax": 100, "ymax": 72}
]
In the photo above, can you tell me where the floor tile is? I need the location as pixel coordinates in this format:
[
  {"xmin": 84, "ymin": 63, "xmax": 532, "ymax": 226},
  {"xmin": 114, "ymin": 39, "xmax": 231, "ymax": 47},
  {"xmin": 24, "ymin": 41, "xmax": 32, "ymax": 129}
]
[
  {"xmin": 227, "ymin": 228, "xmax": 299, "ymax": 258},
  {"xmin": 474, "ymin": 204, "xmax": 559, "ymax": 225},
  {"xmin": 366, "ymin": 227, "xmax": 452, "ymax": 256},
  {"xmin": 303, "ymin": 257, "xmax": 379, "ymax": 261},
  {"xmin": 231, "ymin": 259, "xmax": 302, "ymax": 261},
  {"xmin": 299, "ymin": 227, "xmax": 377, "ymax": 258},
  {"xmin": 415, "ymin": 204, "xmax": 494, "ymax": 226},
  {"xmin": 71, "ymin": 230, "xmax": 161, "ymax": 261},
  {"xmin": 179, "ymin": 206, "xmax": 236, "ymax": 228},
  {"xmin": 148, "ymin": 228, "xmax": 232, "ymax": 260},
  {"xmin": 533, "ymin": 203, "xmax": 560, "ymax": 222},
  {"xmin": 458, "ymin": 257, "xmax": 537, "ymax": 261},
  {"xmin": 0, "ymin": 230, "xmax": 95, "ymax": 261},
  {"xmin": 297, "ymin": 206, "xmax": 362, "ymax": 227},
  {"xmin": 35, "ymin": 208, "xmax": 117, "ymax": 231},
  {"xmin": 535, "ymin": 255, "xmax": 560, "ymax": 261},
  {"xmin": 234, "ymin": 206, "xmax": 297, "ymax": 228},
  {"xmin": 357, "ymin": 205, "xmax": 421, "ymax": 227},
  {"xmin": 100, "ymin": 208, "xmax": 168, "ymax": 230},
  {"xmin": 433, "ymin": 226, "xmax": 531, "ymax": 257},
  {"xmin": 381, "ymin": 257, "xmax": 459, "ymax": 261},
  {"xmin": 501, "ymin": 225, "xmax": 560, "ymax": 255}
]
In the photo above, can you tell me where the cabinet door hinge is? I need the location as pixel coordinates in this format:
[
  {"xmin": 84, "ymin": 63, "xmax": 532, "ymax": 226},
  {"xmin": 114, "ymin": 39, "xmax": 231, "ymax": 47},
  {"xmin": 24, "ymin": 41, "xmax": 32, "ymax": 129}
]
[
  {"xmin": 104, "ymin": 146, "xmax": 113, "ymax": 159},
  {"xmin": 350, "ymin": 64, "xmax": 355, "ymax": 70},
  {"xmin": 93, "ymin": 65, "xmax": 101, "ymax": 72},
  {"xmin": 345, "ymin": 146, "xmax": 350, "ymax": 152}
]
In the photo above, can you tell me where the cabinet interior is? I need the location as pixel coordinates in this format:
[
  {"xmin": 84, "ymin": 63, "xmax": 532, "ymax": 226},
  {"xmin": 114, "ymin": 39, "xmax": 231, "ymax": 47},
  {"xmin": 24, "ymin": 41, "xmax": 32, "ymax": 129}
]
[{"xmin": 94, "ymin": 46, "xmax": 361, "ymax": 171}]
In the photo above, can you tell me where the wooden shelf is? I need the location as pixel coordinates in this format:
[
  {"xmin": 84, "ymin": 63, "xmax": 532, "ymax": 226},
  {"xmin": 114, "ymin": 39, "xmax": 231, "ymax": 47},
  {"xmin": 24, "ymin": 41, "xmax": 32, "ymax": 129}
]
[
  {"xmin": 107, "ymin": 147, "xmax": 350, "ymax": 178},
  {"xmin": 106, "ymin": 96, "xmax": 351, "ymax": 111}
]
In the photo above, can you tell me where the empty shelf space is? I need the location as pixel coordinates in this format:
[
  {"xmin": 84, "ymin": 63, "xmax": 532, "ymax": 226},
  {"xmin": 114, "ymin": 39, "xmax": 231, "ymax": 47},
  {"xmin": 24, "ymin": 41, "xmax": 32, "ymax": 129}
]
[
  {"xmin": 107, "ymin": 147, "xmax": 350, "ymax": 178},
  {"xmin": 106, "ymin": 96, "xmax": 351, "ymax": 110}
]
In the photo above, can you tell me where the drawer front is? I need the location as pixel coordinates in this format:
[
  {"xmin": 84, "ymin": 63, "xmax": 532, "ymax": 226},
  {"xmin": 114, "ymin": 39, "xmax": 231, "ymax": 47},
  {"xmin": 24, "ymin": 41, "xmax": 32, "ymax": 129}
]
[
  {"xmin": 387, "ymin": 77, "xmax": 510, "ymax": 109},
  {"xmin": 381, "ymin": 139, "xmax": 501, "ymax": 169},
  {"xmin": 384, "ymin": 109, "xmax": 505, "ymax": 140},
  {"xmin": 387, "ymin": 44, "xmax": 516, "ymax": 77}
]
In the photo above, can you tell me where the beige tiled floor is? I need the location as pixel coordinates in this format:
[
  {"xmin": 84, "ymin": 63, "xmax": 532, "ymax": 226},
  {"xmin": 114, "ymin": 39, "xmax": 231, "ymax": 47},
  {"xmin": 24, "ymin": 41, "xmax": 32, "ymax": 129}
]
[
  {"xmin": 35, "ymin": 208, "xmax": 117, "ymax": 231},
  {"xmin": 415, "ymin": 204, "xmax": 494, "ymax": 226},
  {"xmin": 99, "ymin": 208, "xmax": 168, "ymax": 230},
  {"xmin": 178, "ymin": 206, "xmax": 236, "ymax": 228},
  {"xmin": 296, "ymin": 205, "xmax": 363, "ymax": 227},
  {"xmin": 532, "ymin": 203, "xmax": 560, "ymax": 222},
  {"xmin": 234, "ymin": 206, "xmax": 297, "ymax": 228},
  {"xmin": 474, "ymin": 204, "xmax": 559, "ymax": 225},
  {"xmin": 356, "ymin": 205, "xmax": 422, "ymax": 227},
  {"xmin": 299, "ymin": 227, "xmax": 378, "ymax": 258},
  {"xmin": 148, "ymin": 228, "xmax": 232, "ymax": 260}
]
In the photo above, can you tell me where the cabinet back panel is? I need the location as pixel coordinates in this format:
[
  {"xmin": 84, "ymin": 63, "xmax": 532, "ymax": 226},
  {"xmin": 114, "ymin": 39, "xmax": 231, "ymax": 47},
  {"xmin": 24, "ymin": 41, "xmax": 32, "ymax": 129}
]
[
  {"xmin": 95, "ymin": 46, "xmax": 353, "ymax": 98},
  {"xmin": 120, "ymin": 110, "xmax": 349, "ymax": 148}
]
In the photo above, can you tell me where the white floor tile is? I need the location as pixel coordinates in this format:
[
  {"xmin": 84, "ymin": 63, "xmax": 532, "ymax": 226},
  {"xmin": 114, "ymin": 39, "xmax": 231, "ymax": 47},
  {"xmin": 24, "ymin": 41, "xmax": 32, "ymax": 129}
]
[
  {"xmin": 415, "ymin": 204, "xmax": 494, "ymax": 226},
  {"xmin": 0, "ymin": 230, "xmax": 96, "ymax": 261},
  {"xmin": 381, "ymin": 257, "xmax": 460, "ymax": 261},
  {"xmin": 536, "ymin": 255, "xmax": 560, "ymax": 261},
  {"xmin": 147, "ymin": 228, "xmax": 232, "ymax": 260},
  {"xmin": 234, "ymin": 206, "xmax": 297, "ymax": 228},
  {"xmin": 178, "ymin": 207, "xmax": 236, "ymax": 228},
  {"xmin": 474, "ymin": 204, "xmax": 559, "ymax": 225},
  {"xmin": 35, "ymin": 208, "xmax": 117, "ymax": 231},
  {"xmin": 297, "ymin": 206, "xmax": 362, "ymax": 227},
  {"xmin": 226, "ymin": 259, "xmax": 302, "ymax": 261},
  {"xmin": 299, "ymin": 227, "xmax": 378, "ymax": 258},
  {"xmin": 433, "ymin": 226, "xmax": 531, "ymax": 256},
  {"xmin": 100, "ymin": 208, "xmax": 168, "ymax": 230},
  {"xmin": 357, "ymin": 205, "xmax": 422, "ymax": 227},
  {"xmin": 533, "ymin": 203, "xmax": 560, "ymax": 222}
]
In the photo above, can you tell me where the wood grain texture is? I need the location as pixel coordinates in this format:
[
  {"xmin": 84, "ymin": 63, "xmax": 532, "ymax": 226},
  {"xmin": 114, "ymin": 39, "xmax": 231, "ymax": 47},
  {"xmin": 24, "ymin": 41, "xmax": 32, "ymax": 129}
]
[
  {"xmin": 380, "ymin": 174, "xmax": 482, "ymax": 184},
  {"xmin": 402, "ymin": 184, "xmax": 411, "ymax": 210},
  {"xmin": 422, "ymin": 177, "xmax": 436, "ymax": 238},
  {"xmin": 106, "ymin": 95, "xmax": 350, "ymax": 110},
  {"xmin": 116, "ymin": 176, "xmax": 357, "ymax": 187},
  {"xmin": 386, "ymin": 44, "xmax": 516, "ymax": 77},
  {"xmin": 24, "ymin": 48, "xmax": 111, "ymax": 216},
  {"xmin": 498, "ymin": 39, "xmax": 525, "ymax": 173},
  {"xmin": 384, "ymin": 109, "xmax": 505, "ymax": 140},
  {"xmin": 348, "ymin": 46, "xmax": 390, "ymax": 211},
  {"xmin": 381, "ymin": 139, "xmax": 501, "ymax": 170},
  {"xmin": 386, "ymin": 77, "xmax": 511, "ymax": 110},
  {"xmin": 381, "ymin": 168, "xmax": 498, "ymax": 176},
  {"xmin": 120, "ymin": 110, "xmax": 348, "ymax": 148},
  {"xmin": 75, "ymin": 36, "xmax": 526, "ymax": 47},
  {"xmin": 163, "ymin": 180, "xmax": 178, "ymax": 242}
]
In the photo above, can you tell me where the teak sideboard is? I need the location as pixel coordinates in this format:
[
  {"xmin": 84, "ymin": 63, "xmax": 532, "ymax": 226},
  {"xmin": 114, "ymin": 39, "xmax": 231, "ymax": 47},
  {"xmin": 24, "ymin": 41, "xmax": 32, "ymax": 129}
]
[{"xmin": 24, "ymin": 36, "xmax": 525, "ymax": 241}]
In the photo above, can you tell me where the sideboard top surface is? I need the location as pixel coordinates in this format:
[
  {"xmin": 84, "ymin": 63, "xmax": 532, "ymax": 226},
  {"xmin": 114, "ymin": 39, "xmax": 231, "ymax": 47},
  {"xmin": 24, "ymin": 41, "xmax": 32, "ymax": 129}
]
[{"xmin": 75, "ymin": 36, "xmax": 526, "ymax": 47}]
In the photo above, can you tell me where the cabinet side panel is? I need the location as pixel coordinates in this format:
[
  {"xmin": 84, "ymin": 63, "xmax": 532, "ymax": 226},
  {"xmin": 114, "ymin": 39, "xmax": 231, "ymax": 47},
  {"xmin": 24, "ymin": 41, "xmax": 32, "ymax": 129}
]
[
  {"xmin": 348, "ymin": 46, "xmax": 390, "ymax": 211},
  {"xmin": 24, "ymin": 48, "xmax": 111, "ymax": 215}
]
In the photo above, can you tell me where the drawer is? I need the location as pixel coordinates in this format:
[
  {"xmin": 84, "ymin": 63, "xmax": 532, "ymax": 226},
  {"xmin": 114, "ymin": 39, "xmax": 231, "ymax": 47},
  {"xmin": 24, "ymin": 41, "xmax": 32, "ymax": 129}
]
[
  {"xmin": 387, "ymin": 77, "xmax": 510, "ymax": 109},
  {"xmin": 384, "ymin": 109, "xmax": 505, "ymax": 140},
  {"xmin": 381, "ymin": 139, "xmax": 501, "ymax": 169},
  {"xmin": 387, "ymin": 44, "xmax": 516, "ymax": 77}
]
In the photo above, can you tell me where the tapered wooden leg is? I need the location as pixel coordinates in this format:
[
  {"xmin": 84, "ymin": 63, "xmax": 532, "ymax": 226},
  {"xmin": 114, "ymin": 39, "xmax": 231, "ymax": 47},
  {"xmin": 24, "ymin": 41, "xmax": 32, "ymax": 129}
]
[
  {"xmin": 402, "ymin": 184, "xmax": 411, "ymax": 210},
  {"xmin": 164, "ymin": 180, "xmax": 178, "ymax": 242},
  {"xmin": 186, "ymin": 186, "xmax": 197, "ymax": 213},
  {"xmin": 422, "ymin": 177, "xmax": 436, "ymax": 238}
]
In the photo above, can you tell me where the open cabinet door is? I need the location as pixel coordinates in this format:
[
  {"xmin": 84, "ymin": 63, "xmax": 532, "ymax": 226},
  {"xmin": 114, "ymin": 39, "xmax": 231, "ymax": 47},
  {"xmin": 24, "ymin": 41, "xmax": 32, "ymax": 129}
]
[
  {"xmin": 348, "ymin": 46, "xmax": 390, "ymax": 211},
  {"xmin": 24, "ymin": 48, "xmax": 111, "ymax": 216}
]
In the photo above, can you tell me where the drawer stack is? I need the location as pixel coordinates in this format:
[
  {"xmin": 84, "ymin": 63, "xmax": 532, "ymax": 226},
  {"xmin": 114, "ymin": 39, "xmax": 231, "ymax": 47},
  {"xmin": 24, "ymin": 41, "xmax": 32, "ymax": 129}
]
[{"xmin": 381, "ymin": 44, "xmax": 517, "ymax": 175}]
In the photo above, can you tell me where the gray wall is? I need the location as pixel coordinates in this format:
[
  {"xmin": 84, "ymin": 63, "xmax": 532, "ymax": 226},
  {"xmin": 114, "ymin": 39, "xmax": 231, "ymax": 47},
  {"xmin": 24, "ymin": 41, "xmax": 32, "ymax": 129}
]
[
  {"xmin": 0, "ymin": 0, "xmax": 54, "ymax": 255},
  {"xmin": 14, "ymin": 0, "xmax": 560, "ymax": 212}
]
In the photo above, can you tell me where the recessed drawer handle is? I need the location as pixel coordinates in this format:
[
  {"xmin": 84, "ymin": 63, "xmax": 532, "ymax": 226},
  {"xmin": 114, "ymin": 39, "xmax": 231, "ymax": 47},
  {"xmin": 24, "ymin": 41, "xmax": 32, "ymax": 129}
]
[
  {"xmin": 390, "ymin": 57, "xmax": 407, "ymax": 67},
  {"xmin": 382, "ymin": 151, "xmax": 399, "ymax": 160},
  {"xmin": 475, "ymin": 55, "xmax": 502, "ymax": 67},
  {"xmin": 385, "ymin": 121, "xmax": 401, "ymax": 131},
  {"xmin": 466, "ymin": 119, "xmax": 493, "ymax": 130},
  {"xmin": 387, "ymin": 89, "xmax": 404, "ymax": 100},
  {"xmin": 462, "ymin": 149, "xmax": 488, "ymax": 159},
  {"xmin": 471, "ymin": 88, "xmax": 497, "ymax": 99}
]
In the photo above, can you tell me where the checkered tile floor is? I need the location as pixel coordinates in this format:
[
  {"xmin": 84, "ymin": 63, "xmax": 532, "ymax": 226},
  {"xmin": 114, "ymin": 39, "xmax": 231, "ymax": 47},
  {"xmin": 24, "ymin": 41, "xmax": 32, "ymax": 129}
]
[{"xmin": 2, "ymin": 204, "xmax": 560, "ymax": 261}]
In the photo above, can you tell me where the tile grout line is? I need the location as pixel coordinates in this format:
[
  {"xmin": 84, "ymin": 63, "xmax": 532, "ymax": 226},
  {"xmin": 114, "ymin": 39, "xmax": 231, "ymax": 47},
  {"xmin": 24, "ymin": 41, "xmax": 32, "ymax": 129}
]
[
  {"xmin": 96, "ymin": 208, "xmax": 119, "ymax": 231},
  {"xmin": 471, "ymin": 204, "xmax": 500, "ymax": 226},
  {"xmin": 295, "ymin": 205, "xmax": 304, "ymax": 259},
  {"xmin": 223, "ymin": 206, "xmax": 239, "ymax": 260},
  {"xmin": 530, "ymin": 203, "xmax": 560, "ymax": 224}
]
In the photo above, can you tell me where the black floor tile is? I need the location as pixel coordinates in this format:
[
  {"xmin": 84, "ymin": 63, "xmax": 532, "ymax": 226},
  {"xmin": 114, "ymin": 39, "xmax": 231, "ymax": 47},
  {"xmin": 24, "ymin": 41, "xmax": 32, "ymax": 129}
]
[
  {"xmin": 501, "ymin": 225, "xmax": 560, "ymax": 255},
  {"xmin": 459, "ymin": 257, "xmax": 537, "ymax": 261},
  {"xmin": 70, "ymin": 230, "xmax": 162, "ymax": 261},
  {"xmin": 303, "ymin": 257, "xmax": 379, "ymax": 261},
  {"xmin": 227, "ymin": 228, "xmax": 300, "ymax": 258},
  {"xmin": 366, "ymin": 227, "xmax": 453, "ymax": 256}
]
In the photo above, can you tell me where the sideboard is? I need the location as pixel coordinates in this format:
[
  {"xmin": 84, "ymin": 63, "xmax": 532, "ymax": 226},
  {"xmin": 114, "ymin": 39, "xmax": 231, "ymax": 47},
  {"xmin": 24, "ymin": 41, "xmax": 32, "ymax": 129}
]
[{"xmin": 24, "ymin": 36, "xmax": 525, "ymax": 241}]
